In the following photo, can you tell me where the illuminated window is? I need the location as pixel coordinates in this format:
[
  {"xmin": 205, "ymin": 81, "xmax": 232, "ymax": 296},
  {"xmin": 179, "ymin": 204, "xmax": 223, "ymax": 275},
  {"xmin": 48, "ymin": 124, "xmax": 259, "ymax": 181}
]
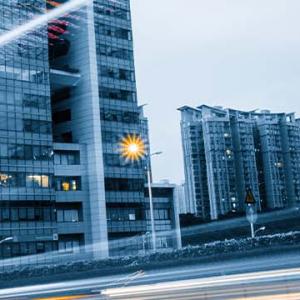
[
  {"xmin": 0, "ymin": 173, "xmax": 10, "ymax": 187},
  {"xmin": 62, "ymin": 182, "xmax": 70, "ymax": 191},
  {"xmin": 55, "ymin": 177, "xmax": 81, "ymax": 191},
  {"xmin": 70, "ymin": 180, "xmax": 77, "ymax": 191},
  {"xmin": 275, "ymin": 162, "xmax": 283, "ymax": 168},
  {"xmin": 226, "ymin": 149, "xmax": 232, "ymax": 156},
  {"xmin": 41, "ymin": 175, "xmax": 49, "ymax": 188},
  {"xmin": 129, "ymin": 213, "xmax": 136, "ymax": 221},
  {"xmin": 26, "ymin": 175, "xmax": 50, "ymax": 188}
]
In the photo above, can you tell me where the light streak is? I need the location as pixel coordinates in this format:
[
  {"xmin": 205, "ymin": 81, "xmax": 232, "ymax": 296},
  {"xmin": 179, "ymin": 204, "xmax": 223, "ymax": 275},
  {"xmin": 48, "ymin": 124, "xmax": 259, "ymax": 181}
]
[
  {"xmin": 1, "ymin": 265, "xmax": 300, "ymax": 299},
  {"xmin": 102, "ymin": 267, "xmax": 300, "ymax": 297},
  {"xmin": 0, "ymin": 0, "xmax": 89, "ymax": 46},
  {"xmin": 34, "ymin": 296, "xmax": 88, "ymax": 300}
]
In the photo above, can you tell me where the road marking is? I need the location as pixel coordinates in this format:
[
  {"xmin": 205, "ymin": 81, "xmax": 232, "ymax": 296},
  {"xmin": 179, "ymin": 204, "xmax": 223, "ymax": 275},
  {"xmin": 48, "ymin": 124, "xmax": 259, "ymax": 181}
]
[{"xmin": 34, "ymin": 296, "xmax": 90, "ymax": 300}]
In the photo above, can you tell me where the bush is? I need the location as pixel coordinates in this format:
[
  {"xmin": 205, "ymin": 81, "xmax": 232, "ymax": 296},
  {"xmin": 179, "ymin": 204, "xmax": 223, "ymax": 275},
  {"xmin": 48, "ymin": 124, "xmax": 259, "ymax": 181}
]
[{"xmin": 1, "ymin": 231, "xmax": 300, "ymax": 282}]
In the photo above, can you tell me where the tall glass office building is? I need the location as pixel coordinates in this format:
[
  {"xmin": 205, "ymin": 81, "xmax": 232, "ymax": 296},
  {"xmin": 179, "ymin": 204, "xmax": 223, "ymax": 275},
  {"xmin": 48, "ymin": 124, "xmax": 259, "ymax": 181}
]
[
  {"xmin": 0, "ymin": 1, "xmax": 57, "ymax": 259},
  {"xmin": 0, "ymin": 0, "xmax": 169, "ymax": 263},
  {"xmin": 94, "ymin": 0, "xmax": 147, "ymax": 256}
]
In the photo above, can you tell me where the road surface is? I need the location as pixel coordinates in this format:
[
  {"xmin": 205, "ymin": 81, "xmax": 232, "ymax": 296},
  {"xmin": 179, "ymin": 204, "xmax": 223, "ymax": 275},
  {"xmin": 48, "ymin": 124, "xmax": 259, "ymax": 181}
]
[
  {"xmin": 101, "ymin": 269, "xmax": 300, "ymax": 299},
  {"xmin": 1, "ymin": 251, "xmax": 300, "ymax": 299}
]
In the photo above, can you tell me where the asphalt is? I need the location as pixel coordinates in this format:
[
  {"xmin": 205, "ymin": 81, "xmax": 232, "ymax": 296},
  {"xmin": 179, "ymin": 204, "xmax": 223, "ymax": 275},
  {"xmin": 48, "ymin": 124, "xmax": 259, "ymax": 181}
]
[
  {"xmin": 1, "ymin": 250, "xmax": 300, "ymax": 299},
  {"xmin": 101, "ymin": 270, "xmax": 300, "ymax": 300}
]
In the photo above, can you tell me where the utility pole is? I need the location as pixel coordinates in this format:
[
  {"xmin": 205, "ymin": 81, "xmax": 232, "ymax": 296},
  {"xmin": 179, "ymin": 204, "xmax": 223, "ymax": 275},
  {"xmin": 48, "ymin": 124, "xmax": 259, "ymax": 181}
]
[
  {"xmin": 245, "ymin": 188, "xmax": 258, "ymax": 238},
  {"xmin": 146, "ymin": 152, "xmax": 162, "ymax": 252}
]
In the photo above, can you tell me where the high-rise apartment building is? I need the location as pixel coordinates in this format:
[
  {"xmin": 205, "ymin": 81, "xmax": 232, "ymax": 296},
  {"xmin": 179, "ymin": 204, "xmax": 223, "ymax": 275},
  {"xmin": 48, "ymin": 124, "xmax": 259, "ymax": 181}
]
[
  {"xmin": 254, "ymin": 111, "xmax": 300, "ymax": 209},
  {"xmin": 179, "ymin": 105, "xmax": 300, "ymax": 221},
  {"xmin": 0, "ymin": 0, "xmax": 178, "ymax": 264}
]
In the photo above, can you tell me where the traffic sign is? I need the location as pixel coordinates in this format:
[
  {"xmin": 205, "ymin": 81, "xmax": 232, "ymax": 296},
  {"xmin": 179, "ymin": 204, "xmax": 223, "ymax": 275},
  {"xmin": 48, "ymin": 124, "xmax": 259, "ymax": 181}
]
[
  {"xmin": 245, "ymin": 188, "xmax": 256, "ymax": 204},
  {"xmin": 246, "ymin": 205, "xmax": 258, "ymax": 224}
]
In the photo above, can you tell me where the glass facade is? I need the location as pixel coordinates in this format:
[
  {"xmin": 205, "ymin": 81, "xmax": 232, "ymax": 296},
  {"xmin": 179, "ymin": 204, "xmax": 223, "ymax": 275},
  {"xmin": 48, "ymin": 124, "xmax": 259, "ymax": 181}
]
[
  {"xmin": 0, "ymin": 1, "xmax": 56, "ymax": 259},
  {"xmin": 94, "ymin": 0, "xmax": 147, "ymax": 254},
  {"xmin": 0, "ymin": 0, "xmax": 176, "ymax": 261}
]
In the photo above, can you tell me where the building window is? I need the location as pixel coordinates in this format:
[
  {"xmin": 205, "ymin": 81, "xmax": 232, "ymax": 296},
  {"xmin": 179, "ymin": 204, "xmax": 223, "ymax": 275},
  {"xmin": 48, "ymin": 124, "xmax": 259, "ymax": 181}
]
[
  {"xmin": 55, "ymin": 177, "xmax": 81, "ymax": 191},
  {"xmin": 0, "ymin": 241, "xmax": 56, "ymax": 258},
  {"xmin": 99, "ymin": 87, "xmax": 136, "ymax": 102},
  {"xmin": 58, "ymin": 240, "xmax": 80, "ymax": 253},
  {"xmin": 0, "ymin": 173, "xmax": 51, "ymax": 188},
  {"xmin": 0, "ymin": 206, "xmax": 55, "ymax": 222},
  {"xmin": 62, "ymin": 182, "xmax": 70, "ymax": 191},
  {"xmin": 36, "ymin": 242, "xmax": 45, "ymax": 254},
  {"xmin": 23, "ymin": 94, "xmax": 50, "ymax": 109},
  {"xmin": 96, "ymin": 23, "xmax": 132, "ymax": 40},
  {"xmin": 54, "ymin": 150, "xmax": 80, "ymax": 165},
  {"xmin": 105, "ymin": 178, "xmax": 144, "ymax": 192},
  {"xmin": 94, "ymin": 5, "xmax": 129, "ymax": 20},
  {"xmin": 57, "ymin": 209, "xmax": 79, "ymax": 222},
  {"xmin": 51, "ymin": 87, "xmax": 71, "ymax": 103},
  {"xmin": 107, "ymin": 208, "xmax": 142, "ymax": 221},
  {"xmin": 0, "ymin": 144, "xmax": 52, "ymax": 161},
  {"xmin": 129, "ymin": 213, "xmax": 136, "ymax": 221},
  {"xmin": 26, "ymin": 175, "xmax": 51, "ymax": 188},
  {"xmin": 98, "ymin": 44, "xmax": 133, "ymax": 60},
  {"xmin": 100, "ymin": 66, "xmax": 134, "ymax": 82},
  {"xmin": 157, "ymin": 237, "xmax": 169, "ymax": 249},
  {"xmin": 101, "ymin": 109, "xmax": 139, "ymax": 124},
  {"xmin": 52, "ymin": 109, "xmax": 71, "ymax": 124},
  {"xmin": 146, "ymin": 209, "xmax": 170, "ymax": 220},
  {"xmin": 23, "ymin": 119, "xmax": 52, "ymax": 134}
]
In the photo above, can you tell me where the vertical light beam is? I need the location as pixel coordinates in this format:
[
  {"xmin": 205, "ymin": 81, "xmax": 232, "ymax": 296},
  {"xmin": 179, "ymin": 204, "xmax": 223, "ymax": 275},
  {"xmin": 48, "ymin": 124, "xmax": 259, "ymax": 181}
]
[{"xmin": 0, "ymin": 0, "xmax": 89, "ymax": 46}]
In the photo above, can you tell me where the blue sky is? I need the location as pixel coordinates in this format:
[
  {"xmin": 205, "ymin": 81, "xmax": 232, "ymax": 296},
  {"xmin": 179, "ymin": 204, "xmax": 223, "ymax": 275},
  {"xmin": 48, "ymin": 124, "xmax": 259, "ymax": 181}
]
[{"xmin": 131, "ymin": 0, "xmax": 300, "ymax": 183}]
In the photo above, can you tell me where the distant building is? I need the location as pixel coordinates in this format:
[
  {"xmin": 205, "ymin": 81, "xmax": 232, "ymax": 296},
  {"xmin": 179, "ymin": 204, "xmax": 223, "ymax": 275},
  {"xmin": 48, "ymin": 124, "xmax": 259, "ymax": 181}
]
[
  {"xmin": 145, "ymin": 181, "xmax": 182, "ymax": 251},
  {"xmin": 179, "ymin": 105, "xmax": 300, "ymax": 221},
  {"xmin": 174, "ymin": 182, "xmax": 190, "ymax": 214},
  {"xmin": 254, "ymin": 111, "xmax": 300, "ymax": 209}
]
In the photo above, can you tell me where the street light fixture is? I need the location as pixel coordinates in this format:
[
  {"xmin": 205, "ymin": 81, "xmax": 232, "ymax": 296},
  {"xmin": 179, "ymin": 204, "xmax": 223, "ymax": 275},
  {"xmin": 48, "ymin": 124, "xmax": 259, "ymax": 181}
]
[
  {"xmin": 254, "ymin": 226, "xmax": 266, "ymax": 237},
  {"xmin": 0, "ymin": 237, "xmax": 13, "ymax": 244},
  {"xmin": 119, "ymin": 134, "xmax": 162, "ymax": 252},
  {"xmin": 120, "ymin": 134, "xmax": 146, "ymax": 162}
]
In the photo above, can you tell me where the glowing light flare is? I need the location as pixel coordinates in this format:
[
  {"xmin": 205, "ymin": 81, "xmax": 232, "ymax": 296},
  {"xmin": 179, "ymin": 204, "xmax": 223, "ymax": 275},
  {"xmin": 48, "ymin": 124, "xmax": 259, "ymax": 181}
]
[{"xmin": 120, "ymin": 134, "xmax": 146, "ymax": 162}]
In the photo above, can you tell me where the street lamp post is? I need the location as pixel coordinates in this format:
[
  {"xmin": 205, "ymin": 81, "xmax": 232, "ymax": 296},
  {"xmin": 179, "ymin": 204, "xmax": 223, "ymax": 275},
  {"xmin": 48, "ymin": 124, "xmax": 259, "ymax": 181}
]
[
  {"xmin": 119, "ymin": 134, "xmax": 162, "ymax": 253},
  {"xmin": 146, "ymin": 152, "xmax": 162, "ymax": 252},
  {"xmin": 0, "ymin": 237, "xmax": 13, "ymax": 245}
]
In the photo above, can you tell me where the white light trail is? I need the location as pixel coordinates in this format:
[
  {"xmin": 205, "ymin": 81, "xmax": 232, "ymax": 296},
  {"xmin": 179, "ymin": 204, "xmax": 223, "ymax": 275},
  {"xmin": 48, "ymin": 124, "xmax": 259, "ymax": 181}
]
[
  {"xmin": 1, "ymin": 264, "xmax": 300, "ymax": 298},
  {"xmin": 0, "ymin": 0, "xmax": 89, "ymax": 46},
  {"xmin": 102, "ymin": 267, "xmax": 300, "ymax": 297}
]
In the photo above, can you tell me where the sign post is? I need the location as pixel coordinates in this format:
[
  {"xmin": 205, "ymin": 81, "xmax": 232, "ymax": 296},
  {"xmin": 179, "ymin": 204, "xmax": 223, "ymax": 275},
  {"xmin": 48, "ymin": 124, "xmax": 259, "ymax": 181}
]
[{"xmin": 245, "ymin": 188, "xmax": 257, "ymax": 238}]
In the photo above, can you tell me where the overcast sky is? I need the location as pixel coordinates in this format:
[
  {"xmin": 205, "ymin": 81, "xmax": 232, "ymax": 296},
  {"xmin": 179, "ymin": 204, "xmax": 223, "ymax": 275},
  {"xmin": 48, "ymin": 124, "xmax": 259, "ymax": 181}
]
[{"xmin": 130, "ymin": 0, "xmax": 300, "ymax": 184}]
